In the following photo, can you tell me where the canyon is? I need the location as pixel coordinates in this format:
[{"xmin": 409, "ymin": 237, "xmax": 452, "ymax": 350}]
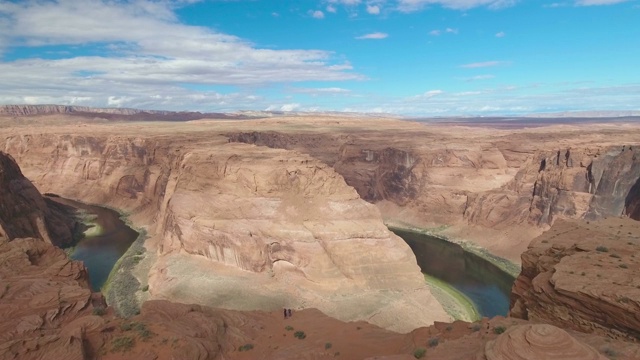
[{"xmin": 1, "ymin": 106, "xmax": 640, "ymax": 359}]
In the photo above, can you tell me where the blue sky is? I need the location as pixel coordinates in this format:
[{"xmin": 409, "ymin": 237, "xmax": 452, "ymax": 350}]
[{"xmin": 0, "ymin": 0, "xmax": 639, "ymax": 116}]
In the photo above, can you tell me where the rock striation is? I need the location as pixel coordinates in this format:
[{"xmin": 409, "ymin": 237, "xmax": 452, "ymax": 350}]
[
  {"xmin": 1, "ymin": 131, "xmax": 448, "ymax": 332},
  {"xmin": 510, "ymin": 217, "xmax": 640, "ymax": 341},
  {"xmin": 0, "ymin": 151, "xmax": 76, "ymax": 246},
  {"xmin": 483, "ymin": 324, "xmax": 606, "ymax": 360},
  {"xmin": 228, "ymin": 123, "xmax": 640, "ymax": 261}
]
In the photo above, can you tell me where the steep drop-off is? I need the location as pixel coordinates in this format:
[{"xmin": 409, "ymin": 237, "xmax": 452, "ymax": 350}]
[
  {"xmin": 511, "ymin": 217, "xmax": 640, "ymax": 341},
  {"xmin": 229, "ymin": 126, "xmax": 640, "ymax": 260},
  {"xmin": 0, "ymin": 151, "xmax": 76, "ymax": 246},
  {"xmin": 1, "ymin": 131, "xmax": 448, "ymax": 332}
]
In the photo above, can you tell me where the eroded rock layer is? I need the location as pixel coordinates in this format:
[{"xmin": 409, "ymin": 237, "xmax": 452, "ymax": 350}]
[
  {"xmin": 510, "ymin": 218, "xmax": 640, "ymax": 341},
  {"xmin": 1, "ymin": 130, "xmax": 448, "ymax": 332},
  {"xmin": 0, "ymin": 151, "xmax": 76, "ymax": 246}
]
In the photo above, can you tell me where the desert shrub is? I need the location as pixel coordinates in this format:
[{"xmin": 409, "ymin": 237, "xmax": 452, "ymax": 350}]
[
  {"xmin": 471, "ymin": 323, "xmax": 481, "ymax": 332},
  {"xmin": 285, "ymin": 325, "xmax": 294, "ymax": 331},
  {"xmin": 581, "ymin": 272, "xmax": 586, "ymax": 276},
  {"xmin": 141, "ymin": 285, "xmax": 149, "ymax": 292},
  {"xmin": 619, "ymin": 263, "xmax": 629, "ymax": 269},
  {"xmin": 493, "ymin": 326, "xmax": 507, "ymax": 334},
  {"xmin": 610, "ymin": 253, "xmax": 621, "ymax": 259},
  {"xmin": 92, "ymin": 307, "xmax": 106, "ymax": 316},
  {"xmin": 428, "ymin": 337, "xmax": 439, "ymax": 347},
  {"xmin": 596, "ymin": 246, "xmax": 609, "ymax": 252},
  {"xmin": 603, "ymin": 347, "xmax": 617, "ymax": 358},
  {"xmin": 111, "ymin": 336, "xmax": 135, "ymax": 353},
  {"xmin": 294, "ymin": 331, "xmax": 306, "ymax": 339},
  {"xmin": 120, "ymin": 322, "xmax": 133, "ymax": 331},
  {"xmin": 445, "ymin": 325, "xmax": 453, "ymax": 332},
  {"xmin": 413, "ymin": 348, "xmax": 426, "ymax": 359},
  {"xmin": 325, "ymin": 342, "xmax": 332, "ymax": 349},
  {"xmin": 238, "ymin": 344, "xmax": 254, "ymax": 352}
]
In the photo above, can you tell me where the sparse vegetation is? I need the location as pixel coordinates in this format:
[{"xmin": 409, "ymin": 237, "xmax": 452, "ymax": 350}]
[
  {"xmin": 581, "ymin": 272, "xmax": 586, "ymax": 276},
  {"xmin": 111, "ymin": 336, "xmax": 135, "ymax": 353},
  {"xmin": 471, "ymin": 323, "xmax": 481, "ymax": 332},
  {"xmin": 603, "ymin": 347, "xmax": 618, "ymax": 358},
  {"xmin": 619, "ymin": 264, "xmax": 629, "ymax": 269},
  {"xmin": 428, "ymin": 337, "xmax": 439, "ymax": 347},
  {"xmin": 238, "ymin": 344, "xmax": 254, "ymax": 352},
  {"xmin": 325, "ymin": 342, "xmax": 332, "ymax": 350},
  {"xmin": 92, "ymin": 306, "xmax": 106, "ymax": 316},
  {"xmin": 413, "ymin": 348, "xmax": 426, "ymax": 359},
  {"xmin": 596, "ymin": 246, "xmax": 609, "ymax": 252},
  {"xmin": 294, "ymin": 331, "xmax": 306, "ymax": 339},
  {"xmin": 141, "ymin": 285, "xmax": 149, "ymax": 292},
  {"xmin": 445, "ymin": 325, "xmax": 453, "ymax": 332},
  {"xmin": 493, "ymin": 326, "xmax": 507, "ymax": 334},
  {"xmin": 610, "ymin": 253, "xmax": 621, "ymax": 259},
  {"xmin": 285, "ymin": 325, "xmax": 294, "ymax": 331}
]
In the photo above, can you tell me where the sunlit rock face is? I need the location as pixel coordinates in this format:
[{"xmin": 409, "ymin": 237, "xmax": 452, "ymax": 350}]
[{"xmin": 1, "ymin": 132, "xmax": 449, "ymax": 333}]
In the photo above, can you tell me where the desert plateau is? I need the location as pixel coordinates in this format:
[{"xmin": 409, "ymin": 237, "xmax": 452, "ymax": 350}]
[
  {"xmin": 2, "ymin": 0, "xmax": 640, "ymax": 358},
  {"xmin": 0, "ymin": 105, "xmax": 639, "ymax": 359}
]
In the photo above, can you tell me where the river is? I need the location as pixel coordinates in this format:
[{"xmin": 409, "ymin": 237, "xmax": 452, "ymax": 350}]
[
  {"xmin": 48, "ymin": 197, "xmax": 139, "ymax": 291},
  {"xmin": 391, "ymin": 228, "xmax": 516, "ymax": 318}
]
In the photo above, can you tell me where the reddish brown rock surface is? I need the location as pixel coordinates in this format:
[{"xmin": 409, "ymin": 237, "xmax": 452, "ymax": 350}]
[
  {"xmin": 0, "ymin": 151, "xmax": 76, "ymax": 246},
  {"xmin": 511, "ymin": 217, "xmax": 640, "ymax": 341}
]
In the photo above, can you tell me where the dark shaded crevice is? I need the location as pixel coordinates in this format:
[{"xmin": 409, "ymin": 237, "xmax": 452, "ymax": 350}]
[{"xmin": 625, "ymin": 177, "xmax": 640, "ymax": 220}]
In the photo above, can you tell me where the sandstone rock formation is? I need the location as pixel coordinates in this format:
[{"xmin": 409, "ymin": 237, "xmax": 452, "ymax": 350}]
[
  {"xmin": 0, "ymin": 151, "xmax": 76, "ymax": 246},
  {"xmin": 1, "ymin": 129, "xmax": 448, "ymax": 332},
  {"xmin": 228, "ymin": 122, "xmax": 640, "ymax": 261},
  {"xmin": 511, "ymin": 217, "xmax": 640, "ymax": 341},
  {"xmin": 483, "ymin": 324, "xmax": 606, "ymax": 360}
]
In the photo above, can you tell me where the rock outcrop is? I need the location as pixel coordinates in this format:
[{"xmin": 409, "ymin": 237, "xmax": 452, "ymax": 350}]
[
  {"xmin": 510, "ymin": 217, "xmax": 640, "ymax": 341},
  {"xmin": 0, "ymin": 151, "xmax": 76, "ymax": 246},
  {"xmin": 1, "ymin": 131, "xmax": 448, "ymax": 332}
]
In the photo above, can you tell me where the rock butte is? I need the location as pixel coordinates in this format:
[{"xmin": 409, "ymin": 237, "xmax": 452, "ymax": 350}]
[{"xmin": 1, "ymin": 105, "xmax": 640, "ymax": 359}]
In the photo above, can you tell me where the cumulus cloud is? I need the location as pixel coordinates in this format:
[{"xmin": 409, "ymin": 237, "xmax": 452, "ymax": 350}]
[
  {"xmin": 397, "ymin": 0, "xmax": 517, "ymax": 11},
  {"xmin": 326, "ymin": 4, "xmax": 338, "ymax": 12},
  {"xmin": 575, "ymin": 0, "xmax": 631, "ymax": 5},
  {"xmin": 0, "ymin": 0, "xmax": 361, "ymax": 110},
  {"xmin": 460, "ymin": 60, "xmax": 508, "ymax": 68},
  {"xmin": 310, "ymin": 10, "xmax": 325, "ymax": 18},
  {"xmin": 464, "ymin": 74, "xmax": 495, "ymax": 81},
  {"xmin": 366, "ymin": 4, "xmax": 382, "ymax": 13},
  {"xmin": 495, "ymin": 31, "xmax": 505, "ymax": 37},
  {"xmin": 355, "ymin": 32, "xmax": 389, "ymax": 39}
]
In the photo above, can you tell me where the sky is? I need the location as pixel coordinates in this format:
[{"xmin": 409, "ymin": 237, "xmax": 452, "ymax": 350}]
[{"xmin": 0, "ymin": 0, "xmax": 639, "ymax": 116}]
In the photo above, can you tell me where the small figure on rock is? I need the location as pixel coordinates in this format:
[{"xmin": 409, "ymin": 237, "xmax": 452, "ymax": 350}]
[
  {"xmin": 284, "ymin": 308, "xmax": 288, "ymax": 319},
  {"xmin": 287, "ymin": 309, "xmax": 292, "ymax": 318}
]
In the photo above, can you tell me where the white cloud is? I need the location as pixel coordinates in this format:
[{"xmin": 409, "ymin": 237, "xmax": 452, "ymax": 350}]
[
  {"xmin": 328, "ymin": 0, "xmax": 363, "ymax": 5},
  {"xmin": 0, "ymin": 0, "xmax": 362, "ymax": 111},
  {"xmin": 326, "ymin": 4, "xmax": 337, "ymax": 12},
  {"xmin": 366, "ymin": 4, "xmax": 381, "ymax": 13},
  {"xmin": 293, "ymin": 87, "xmax": 352, "ymax": 94},
  {"xmin": 460, "ymin": 60, "xmax": 507, "ymax": 68},
  {"xmin": 464, "ymin": 74, "xmax": 495, "ymax": 81},
  {"xmin": 429, "ymin": 30, "xmax": 441, "ymax": 36},
  {"xmin": 575, "ymin": 0, "xmax": 631, "ymax": 5},
  {"xmin": 355, "ymin": 32, "xmax": 389, "ymax": 39},
  {"xmin": 397, "ymin": 0, "xmax": 517, "ymax": 11},
  {"xmin": 311, "ymin": 10, "xmax": 325, "ymax": 18},
  {"xmin": 445, "ymin": 27, "xmax": 458, "ymax": 34},
  {"xmin": 495, "ymin": 31, "xmax": 506, "ymax": 37},
  {"xmin": 266, "ymin": 103, "xmax": 301, "ymax": 112}
]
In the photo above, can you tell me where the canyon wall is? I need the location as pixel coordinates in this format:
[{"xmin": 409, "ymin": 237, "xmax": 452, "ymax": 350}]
[
  {"xmin": 0, "ymin": 151, "xmax": 76, "ymax": 246},
  {"xmin": 510, "ymin": 217, "xmax": 640, "ymax": 341},
  {"xmin": 229, "ymin": 129, "xmax": 640, "ymax": 260},
  {"xmin": 1, "ymin": 130, "xmax": 449, "ymax": 332}
]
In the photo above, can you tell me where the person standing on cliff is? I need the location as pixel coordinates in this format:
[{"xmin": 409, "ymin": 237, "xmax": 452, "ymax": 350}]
[
  {"xmin": 287, "ymin": 309, "xmax": 292, "ymax": 318},
  {"xmin": 284, "ymin": 308, "xmax": 288, "ymax": 319}
]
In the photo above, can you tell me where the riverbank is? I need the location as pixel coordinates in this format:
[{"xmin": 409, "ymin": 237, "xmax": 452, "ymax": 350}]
[
  {"xmin": 387, "ymin": 223, "xmax": 521, "ymax": 278},
  {"xmin": 424, "ymin": 274, "xmax": 480, "ymax": 322}
]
